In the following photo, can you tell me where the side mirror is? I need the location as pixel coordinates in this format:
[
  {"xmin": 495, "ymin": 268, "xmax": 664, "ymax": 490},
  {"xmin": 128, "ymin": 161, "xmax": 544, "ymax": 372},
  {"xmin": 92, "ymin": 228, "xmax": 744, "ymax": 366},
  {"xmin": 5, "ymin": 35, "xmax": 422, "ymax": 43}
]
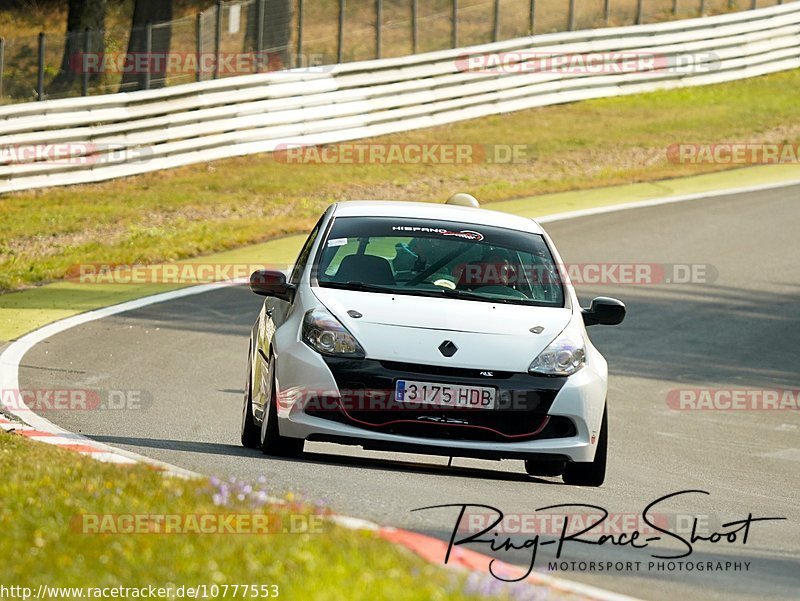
[
  {"xmin": 582, "ymin": 297, "xmax": 626, "ymax": 326},
  {"xmin": 249, "ymin": 270, "xmax": 294, "ymax": 301}
]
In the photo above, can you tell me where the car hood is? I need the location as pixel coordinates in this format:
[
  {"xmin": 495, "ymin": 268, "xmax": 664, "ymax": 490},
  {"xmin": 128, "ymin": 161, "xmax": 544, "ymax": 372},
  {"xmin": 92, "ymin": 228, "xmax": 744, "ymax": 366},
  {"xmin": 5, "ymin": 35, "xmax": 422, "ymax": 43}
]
[{"xmin": 311, "ymin": 287, "xmax": 573, "ymax": 372}]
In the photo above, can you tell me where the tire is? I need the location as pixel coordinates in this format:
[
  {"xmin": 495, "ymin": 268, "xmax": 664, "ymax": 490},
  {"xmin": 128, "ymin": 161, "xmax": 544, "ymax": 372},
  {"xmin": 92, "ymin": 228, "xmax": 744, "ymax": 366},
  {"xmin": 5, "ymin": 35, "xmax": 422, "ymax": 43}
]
[
  {"xmin": 562, "ymin": 405, "xmax": 607, "ymax": 487},
  {"xmin": 260, "ymin": 353, "xmax": 304, "ymax": 458},
  {"xmin": 524, "ymin": 459, "xmax": 566, "ymax": 477},
  {"xmin": 240, "ymin": 348, "xmax": 261, "ymax": 449}
]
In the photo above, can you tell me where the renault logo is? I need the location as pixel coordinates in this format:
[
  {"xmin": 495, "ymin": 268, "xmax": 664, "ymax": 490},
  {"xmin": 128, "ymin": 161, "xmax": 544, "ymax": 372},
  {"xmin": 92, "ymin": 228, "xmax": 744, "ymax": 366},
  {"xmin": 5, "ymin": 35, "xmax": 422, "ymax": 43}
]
[{"xmin": 438, "ymin": 340, "xmax": 458, "ymax": 357}]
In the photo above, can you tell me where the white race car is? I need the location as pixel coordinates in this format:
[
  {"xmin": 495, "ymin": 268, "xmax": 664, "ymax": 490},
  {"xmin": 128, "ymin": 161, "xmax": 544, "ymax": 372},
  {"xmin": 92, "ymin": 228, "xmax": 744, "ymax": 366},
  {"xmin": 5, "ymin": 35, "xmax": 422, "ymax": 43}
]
[{"xmin": 241, "ymin": 195, "xmax": 625, "ymax": 486}]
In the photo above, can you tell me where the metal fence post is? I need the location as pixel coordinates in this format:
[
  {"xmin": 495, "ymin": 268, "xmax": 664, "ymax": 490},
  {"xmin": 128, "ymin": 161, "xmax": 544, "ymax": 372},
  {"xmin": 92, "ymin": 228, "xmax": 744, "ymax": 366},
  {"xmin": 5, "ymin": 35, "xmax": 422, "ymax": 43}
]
[
  {"xmin": 530, "ymin": 0, "xmax": 535, "ymax": 34},
  {"xmin": 568, "ymin": 0, "xmax": 575, "ymax": 31},
  {"xmin": 37, "ymin": 32, "xmax": 45, "ymax": 101},
  {"xmin": 144, "ymin": 21, "xmax": 152, "ymax": 90},
  {"xmin": 751, "ymin": 0, "xmax": 757, "ymax": 9},
  {"xmin": 412, "ymin": 0, "xmax": 418, "ymax": 53},
  {"xmin": 452, "ymin": 0, "xmax": 459, "ymax": 48},
  {"xmin": 256, "ymin": 0, "xmax": 265, "ymax": 72},
  {"xmin": 0, "ymin": 38, "xmax": 4, "ymax": 101},
  {"xmin": 673, "ymin": 0, "xmax": 679, "ymax": 15},
  {"xmin": 196, "ymin": 13, "xmax": 203, "ymax": 82},
  {"xmin": 604, "ymin": 0, "xmax": 610, "ymax": 24},
  {"xmin": 337, "ymin": 0, "xmax": 345, "ymax": 63},
  {"xmin": 493, "ymin": 0, "xmax": 500, "ymax": 42},
  {"xmin": 82, "ymin": 28, "xmax": 90, "ymax": 96},
  {"xmin": 214, "ymin": 0, "xmax": 222, "ymax": 79},
  {"xmin": 376, "ymin": 0, "xmax": 383, "ymax": 59},
  {"xmin": 636, "ymin": 0, "xmax": 644, "ymax": 24},
  {"xmin": 297, "ymin": 0, "xmax": 304, "ymax": 64},
  {"xmin": 700, "ymin": 0, "xmax": 705, "ymax": 13}
]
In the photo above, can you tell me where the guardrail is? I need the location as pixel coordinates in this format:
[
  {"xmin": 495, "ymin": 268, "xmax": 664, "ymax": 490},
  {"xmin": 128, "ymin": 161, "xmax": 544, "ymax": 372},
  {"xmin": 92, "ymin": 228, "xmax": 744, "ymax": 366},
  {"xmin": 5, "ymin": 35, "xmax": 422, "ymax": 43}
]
[{"xmin": 1, "ymin": 3, "xmax": 799, "ymax": 194}]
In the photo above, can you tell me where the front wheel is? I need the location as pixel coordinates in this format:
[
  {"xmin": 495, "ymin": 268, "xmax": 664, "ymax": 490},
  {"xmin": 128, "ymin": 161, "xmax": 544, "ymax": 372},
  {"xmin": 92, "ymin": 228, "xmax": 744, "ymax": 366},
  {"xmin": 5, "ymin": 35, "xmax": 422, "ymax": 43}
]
[
  {"xmin": 562, "ymin": 405, "xmax": 607, "ymax": 487},
  {"xmin": 259, "ymin": 353, "xmax": 304, "ymax": 458}
]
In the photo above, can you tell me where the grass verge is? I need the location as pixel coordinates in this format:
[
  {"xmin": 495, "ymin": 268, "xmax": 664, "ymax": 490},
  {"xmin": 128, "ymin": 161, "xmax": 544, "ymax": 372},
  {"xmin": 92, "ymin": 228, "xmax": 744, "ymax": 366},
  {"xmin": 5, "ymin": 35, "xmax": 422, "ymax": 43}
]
[
  {"xmin": 0, "ymin": 431, "xmax": 529, "ymax": 600},
  {"xmin": 2, "ymin": 69, "xmax": 800, "ymax": 291}
]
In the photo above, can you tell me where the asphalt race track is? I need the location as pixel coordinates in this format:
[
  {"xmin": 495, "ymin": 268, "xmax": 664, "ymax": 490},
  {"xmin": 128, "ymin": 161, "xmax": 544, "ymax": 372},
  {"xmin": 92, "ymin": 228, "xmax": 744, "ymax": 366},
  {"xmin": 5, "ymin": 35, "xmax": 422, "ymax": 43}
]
[{"xmin": 19, "ymin": 186, "xmax": 800, "ymax": 601}]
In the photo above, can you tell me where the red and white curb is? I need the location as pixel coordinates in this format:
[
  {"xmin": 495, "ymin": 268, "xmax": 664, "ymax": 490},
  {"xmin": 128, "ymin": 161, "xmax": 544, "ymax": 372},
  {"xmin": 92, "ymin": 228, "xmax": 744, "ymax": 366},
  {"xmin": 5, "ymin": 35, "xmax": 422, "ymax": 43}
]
[
  {"xmin": 330, "ymin": 516, "xmax": 642, "ymax": 601},
  {"xmin": 0, "ymin": 422, "xmax": 136, "ymax": 464}
]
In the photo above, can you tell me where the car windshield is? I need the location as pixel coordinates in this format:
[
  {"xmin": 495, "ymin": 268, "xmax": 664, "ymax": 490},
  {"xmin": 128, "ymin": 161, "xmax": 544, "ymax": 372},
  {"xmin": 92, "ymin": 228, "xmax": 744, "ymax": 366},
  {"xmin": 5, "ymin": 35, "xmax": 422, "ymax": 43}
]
[{"xmin": 314, "ymin": 216, "xmax": 564, "ymax": 307}]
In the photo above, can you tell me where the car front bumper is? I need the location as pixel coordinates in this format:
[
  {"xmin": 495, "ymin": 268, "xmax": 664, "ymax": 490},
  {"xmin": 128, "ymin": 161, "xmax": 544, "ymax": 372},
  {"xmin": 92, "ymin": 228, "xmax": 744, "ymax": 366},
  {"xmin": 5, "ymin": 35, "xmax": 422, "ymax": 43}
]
[{"xmin": 273, "ymin": 342, "xmax": 607, "ymax": 463}]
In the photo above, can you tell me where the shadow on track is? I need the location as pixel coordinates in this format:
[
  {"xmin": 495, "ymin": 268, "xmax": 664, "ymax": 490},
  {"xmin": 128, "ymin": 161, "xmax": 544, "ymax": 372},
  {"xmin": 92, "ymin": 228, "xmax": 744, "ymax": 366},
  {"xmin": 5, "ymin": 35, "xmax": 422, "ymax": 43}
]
[{"xmin": 90, "ymin": 433, "xmax": 559, "ymax": 485}]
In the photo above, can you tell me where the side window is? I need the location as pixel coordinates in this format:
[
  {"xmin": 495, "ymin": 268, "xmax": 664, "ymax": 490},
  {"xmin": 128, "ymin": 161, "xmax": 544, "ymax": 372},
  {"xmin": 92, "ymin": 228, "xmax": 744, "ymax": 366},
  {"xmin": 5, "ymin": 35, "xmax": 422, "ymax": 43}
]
[{"xmin": 289, "ymin": 218, "xmax": 323, "ymax": 286}]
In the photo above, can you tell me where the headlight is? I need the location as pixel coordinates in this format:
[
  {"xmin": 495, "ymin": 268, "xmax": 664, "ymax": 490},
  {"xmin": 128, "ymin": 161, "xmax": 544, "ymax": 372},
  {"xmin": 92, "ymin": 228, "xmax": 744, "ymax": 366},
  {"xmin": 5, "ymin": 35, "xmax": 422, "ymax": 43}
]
[
  {"xmin": 528, "ymin": 319, "xmax": 585, "ymax": 376},
  {"xmin": 302, "ymin": 307, "xmax": 366, "ymax": 358}
]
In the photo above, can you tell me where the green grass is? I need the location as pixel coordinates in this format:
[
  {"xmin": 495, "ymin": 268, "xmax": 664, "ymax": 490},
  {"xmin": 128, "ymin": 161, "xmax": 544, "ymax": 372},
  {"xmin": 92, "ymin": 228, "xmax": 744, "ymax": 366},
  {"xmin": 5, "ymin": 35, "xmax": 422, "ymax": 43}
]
[
  {"xmin": 0, "ymin": 432, "xmax": 516, "ymax": 600},
  {"xmin": 2, "ymin": 68, "xmax": 800, "ymax": 292},
  {"xmin": 0, "ymin": 235, "xmax": 307, "ymax": 341}
]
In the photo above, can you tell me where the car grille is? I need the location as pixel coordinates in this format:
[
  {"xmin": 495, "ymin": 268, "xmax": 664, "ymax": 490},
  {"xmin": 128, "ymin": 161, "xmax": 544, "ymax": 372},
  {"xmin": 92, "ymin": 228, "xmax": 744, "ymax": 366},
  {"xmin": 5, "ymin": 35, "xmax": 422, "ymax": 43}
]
[
  {"xmin": 379, "ymin": 360, "xmax": 515, "ymax": 380},
  {"xmin": 305, "ymin": 358, "xmax": 573, "ymax": 443}
]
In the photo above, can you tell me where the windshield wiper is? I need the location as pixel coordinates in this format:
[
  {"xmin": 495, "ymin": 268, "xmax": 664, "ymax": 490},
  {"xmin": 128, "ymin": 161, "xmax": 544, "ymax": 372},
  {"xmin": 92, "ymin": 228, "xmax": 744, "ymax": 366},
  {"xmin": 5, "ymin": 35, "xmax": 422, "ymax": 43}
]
[
  {"xmin": 437, "ymin": 287, "xmax": 519, "ymax": 304},
  {"xmin": 319, "ymin": 280, "xmax": 398, "ymax": 294},
  {"xmin": 320, "ymin": 280, "xmax": 542, "ymax": 306}
]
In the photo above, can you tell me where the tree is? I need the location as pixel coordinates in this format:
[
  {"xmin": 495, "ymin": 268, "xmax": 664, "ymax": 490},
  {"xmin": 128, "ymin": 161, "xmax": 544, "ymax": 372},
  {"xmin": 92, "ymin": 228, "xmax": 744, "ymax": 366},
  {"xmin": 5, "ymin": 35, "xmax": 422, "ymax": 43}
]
[
  {"xmin": 245, "ymin": 0, "xmax": 294, "ymax": 71},
  {"xmin": 121, "ymin": 0, "xmax": 173, "ymax": 91},
  {"xmin": 51, "ymin": 0, "xmax": 107, "ymax": 92}
]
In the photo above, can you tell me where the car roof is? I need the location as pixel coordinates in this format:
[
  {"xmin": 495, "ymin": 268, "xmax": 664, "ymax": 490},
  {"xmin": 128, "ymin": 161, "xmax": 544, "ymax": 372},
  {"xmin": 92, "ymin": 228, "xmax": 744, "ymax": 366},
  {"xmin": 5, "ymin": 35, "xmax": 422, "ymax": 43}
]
[{"xmin": 331, "ymin": 200, "xmax": 545, "ymax": 235}]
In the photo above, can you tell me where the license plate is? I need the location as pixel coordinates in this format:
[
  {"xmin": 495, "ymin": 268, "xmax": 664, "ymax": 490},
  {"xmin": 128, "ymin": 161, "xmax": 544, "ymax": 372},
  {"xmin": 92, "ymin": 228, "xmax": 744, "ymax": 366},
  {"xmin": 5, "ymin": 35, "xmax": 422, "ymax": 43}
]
[{"xmin": 395, "ymin": 379, "xmax": 496, "ymax": 410}]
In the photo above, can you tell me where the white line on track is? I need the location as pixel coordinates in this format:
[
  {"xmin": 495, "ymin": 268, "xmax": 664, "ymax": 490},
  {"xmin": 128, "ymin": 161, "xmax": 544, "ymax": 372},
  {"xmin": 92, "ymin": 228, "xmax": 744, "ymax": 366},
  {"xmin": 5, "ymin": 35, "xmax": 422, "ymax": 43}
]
[
  {"xmin": 535, "ymin": 176, "xmax": 800, "ymax": 224},
  {"xmin": 0, "ymin": 279, "xmax": 247, "ymax": 475}
]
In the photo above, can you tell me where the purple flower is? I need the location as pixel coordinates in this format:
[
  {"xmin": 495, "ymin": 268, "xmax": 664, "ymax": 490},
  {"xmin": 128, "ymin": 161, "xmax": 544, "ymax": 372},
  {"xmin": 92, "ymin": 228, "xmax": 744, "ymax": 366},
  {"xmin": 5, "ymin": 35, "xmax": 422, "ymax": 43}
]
[{"xmin": 464, "ymin": 572, "xmax": 482, "ymax": 594}]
